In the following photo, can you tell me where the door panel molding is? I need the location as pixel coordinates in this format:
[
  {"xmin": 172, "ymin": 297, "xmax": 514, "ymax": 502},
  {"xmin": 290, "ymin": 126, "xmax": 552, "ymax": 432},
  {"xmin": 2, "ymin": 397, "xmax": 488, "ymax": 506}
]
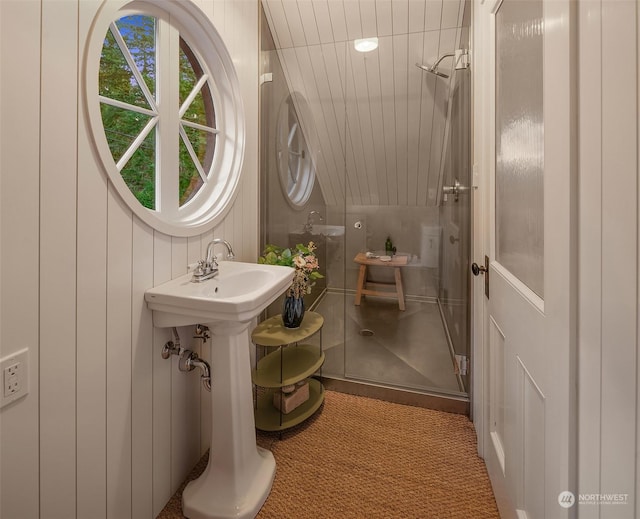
[
  {"xmin": 518, "ymin": 355, "xmax": 545, "ymax": 518},
  {"xmin": 489, "ymin": 316, "xmax": 506, "ymax": 475},
  {"xmin": 492, "ymin": 262, "xmax": 544, "ymax": 314}
]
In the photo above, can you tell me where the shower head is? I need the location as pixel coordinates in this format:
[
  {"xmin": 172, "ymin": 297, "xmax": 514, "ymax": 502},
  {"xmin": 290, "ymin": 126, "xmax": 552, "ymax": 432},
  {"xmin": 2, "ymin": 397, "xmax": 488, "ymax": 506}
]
[
  {"xmin": 415, "ymin": 62, "xmax": 449, "ymax": 79},
  {"xmin": 416, "ymin": 50, "xmax": 470, "ymax": 80}
]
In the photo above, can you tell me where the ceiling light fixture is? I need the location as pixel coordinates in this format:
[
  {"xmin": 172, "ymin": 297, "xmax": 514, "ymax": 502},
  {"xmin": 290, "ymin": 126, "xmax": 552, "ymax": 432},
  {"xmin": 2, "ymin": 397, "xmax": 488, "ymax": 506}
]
[{"xmin": 354, "ymin": 37, "xmax": 378, "ymax": 52}]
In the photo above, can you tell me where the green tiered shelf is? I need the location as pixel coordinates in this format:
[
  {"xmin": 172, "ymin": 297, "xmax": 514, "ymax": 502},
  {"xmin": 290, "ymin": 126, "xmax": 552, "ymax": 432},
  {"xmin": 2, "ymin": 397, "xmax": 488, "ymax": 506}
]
[
  {"xmin": 251, "ymin": 311, "xmax": 325, "ymax": 431},
  {"xmin": 252, "ymin": 344, "xmax": 325, "ymax": 388},
  {"xmin": 255, "ymin": 379, "xmax": 324, "ymax": 432}
]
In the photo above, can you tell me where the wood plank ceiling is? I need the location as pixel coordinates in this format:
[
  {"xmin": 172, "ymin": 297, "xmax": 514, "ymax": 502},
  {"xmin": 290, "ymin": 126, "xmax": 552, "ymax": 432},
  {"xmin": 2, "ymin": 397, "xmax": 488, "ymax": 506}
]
[{"xmin": 262, "ymin": 0, "xmax": 469, "ymax": 207}]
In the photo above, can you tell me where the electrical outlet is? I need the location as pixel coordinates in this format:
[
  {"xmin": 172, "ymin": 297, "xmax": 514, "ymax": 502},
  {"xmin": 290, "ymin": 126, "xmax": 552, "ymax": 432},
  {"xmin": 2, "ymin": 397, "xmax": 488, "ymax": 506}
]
[
  {"xmin": 0, "ymin": 348, "xmax": 29, "ymax": 408},
  {"xmin": 4, "ymin": 363, "xmax": 20, "ymax": 396}
]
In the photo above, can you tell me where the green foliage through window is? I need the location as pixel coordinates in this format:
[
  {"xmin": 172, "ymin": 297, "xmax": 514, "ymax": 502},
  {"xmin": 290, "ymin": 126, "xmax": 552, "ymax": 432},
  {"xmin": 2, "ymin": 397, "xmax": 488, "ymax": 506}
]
[
  {"xmin": 121, "ymin": 127, "xmax": 156, "ymax": 210},
  {"xmin": 99, "ymin": 15, "xmax": 215, "ymax": 211}
]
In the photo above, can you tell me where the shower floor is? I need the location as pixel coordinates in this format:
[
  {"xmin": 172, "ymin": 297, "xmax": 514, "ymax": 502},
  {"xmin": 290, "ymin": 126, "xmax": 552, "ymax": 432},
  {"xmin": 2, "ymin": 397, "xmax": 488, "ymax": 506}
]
[{"xmin": 312, "ymin": 291, "xmax": 463, "ymax": 396}]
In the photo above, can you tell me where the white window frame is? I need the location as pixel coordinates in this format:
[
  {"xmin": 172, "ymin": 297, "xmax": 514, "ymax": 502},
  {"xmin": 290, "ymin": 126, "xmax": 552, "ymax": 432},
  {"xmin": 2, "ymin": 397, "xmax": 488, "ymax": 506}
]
[
  {"xmin": 276, "ymin": 93, "xmax": 315, "ymax": 209},
  {"xmin": 85, "ymin": 0, "xmax": 245, "ymax": 237}
]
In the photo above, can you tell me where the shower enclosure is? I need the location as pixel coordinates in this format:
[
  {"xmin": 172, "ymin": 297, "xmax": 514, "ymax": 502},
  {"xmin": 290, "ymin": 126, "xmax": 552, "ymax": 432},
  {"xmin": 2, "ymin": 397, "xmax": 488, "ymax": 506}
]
[{"xmin": 260, "ymin": 0, "xmax": 471, "ymax": 406}]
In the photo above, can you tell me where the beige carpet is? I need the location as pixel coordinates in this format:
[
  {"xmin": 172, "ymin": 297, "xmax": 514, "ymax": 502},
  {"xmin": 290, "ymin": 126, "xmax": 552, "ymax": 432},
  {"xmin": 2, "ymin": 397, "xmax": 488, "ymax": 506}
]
[{"xmin": 158, "ymin": 390, "xmax": 500, "ymax": 519}]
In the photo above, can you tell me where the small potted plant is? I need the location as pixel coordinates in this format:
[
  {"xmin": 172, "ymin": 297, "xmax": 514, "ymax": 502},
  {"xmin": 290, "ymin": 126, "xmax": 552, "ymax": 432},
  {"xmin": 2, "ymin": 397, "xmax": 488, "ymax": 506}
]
[{"xmin": 258, "ymin": 241, "xmax": 323, "ymax": 328}]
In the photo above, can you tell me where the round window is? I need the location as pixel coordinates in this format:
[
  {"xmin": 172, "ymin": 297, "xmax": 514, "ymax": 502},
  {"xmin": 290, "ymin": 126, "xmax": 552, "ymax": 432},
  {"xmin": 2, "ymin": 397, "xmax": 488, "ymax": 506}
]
[
  {"xmin": 276, "ymin": 93, "xmax": 315, "ymax": 208},
  {"xmin": 85, "ymin": 0, "xmax": 245, "ymax": 236}
]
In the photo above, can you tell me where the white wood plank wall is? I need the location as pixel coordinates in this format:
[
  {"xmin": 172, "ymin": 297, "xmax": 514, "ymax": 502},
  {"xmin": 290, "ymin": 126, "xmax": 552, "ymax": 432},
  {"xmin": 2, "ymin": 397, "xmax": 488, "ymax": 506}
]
[
  {"xmin": 262, "ymin": 0, "xmax": 467, "ymax": 207},
  {"xmin": 578, "ymin": 1, "xmax": 639, "ymax": 517},
  {"xmin": 0, "ymin": 2, "xmax": 42, "ymax": 519},
  {"xmin": 0, "ymin": 1, "xmax": 259, "ymax": 517}
]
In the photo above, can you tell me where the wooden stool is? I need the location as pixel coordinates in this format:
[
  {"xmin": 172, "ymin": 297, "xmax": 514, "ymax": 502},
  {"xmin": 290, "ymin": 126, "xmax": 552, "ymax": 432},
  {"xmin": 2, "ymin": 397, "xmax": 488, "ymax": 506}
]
[{"xmin": 353, "ymin": 252, "xmax": 408, "ymax": 311}]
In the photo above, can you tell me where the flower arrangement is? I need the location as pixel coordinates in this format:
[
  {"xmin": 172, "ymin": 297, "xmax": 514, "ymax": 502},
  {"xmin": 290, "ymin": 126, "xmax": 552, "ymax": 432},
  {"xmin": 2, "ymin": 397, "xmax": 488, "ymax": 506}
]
[{"xmin": 258, "ymin": 241, "xmax": 324, "ymax": 298}]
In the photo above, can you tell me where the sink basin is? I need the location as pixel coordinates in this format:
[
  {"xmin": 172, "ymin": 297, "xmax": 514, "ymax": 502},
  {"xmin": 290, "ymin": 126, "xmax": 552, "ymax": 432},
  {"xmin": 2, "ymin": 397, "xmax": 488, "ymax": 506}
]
[{"xmin": 145, "ymin": 261, "xmax": 294, "ymax": 327}]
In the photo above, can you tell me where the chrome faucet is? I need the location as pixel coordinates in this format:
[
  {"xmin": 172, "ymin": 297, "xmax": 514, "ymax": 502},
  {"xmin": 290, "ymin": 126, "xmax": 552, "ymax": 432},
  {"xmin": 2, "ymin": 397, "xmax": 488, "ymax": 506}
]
[
  {"xmin": 304, "ymin": 210, "xmax": 323, "ymax": 233},
  {"xmin": 191, "ymin": 238, "xmax": 235, "ymax": 283},
  {"xmin": 206, "ymin": 238, "xmax": 235, "ymax": 263}
]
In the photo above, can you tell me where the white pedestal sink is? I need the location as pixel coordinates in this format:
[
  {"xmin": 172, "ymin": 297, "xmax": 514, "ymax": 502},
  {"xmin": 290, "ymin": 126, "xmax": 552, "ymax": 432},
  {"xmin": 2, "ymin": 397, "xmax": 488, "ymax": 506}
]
[{"xmin": 145, "ymin": 261, "xmax": 294, "ymax": 519}]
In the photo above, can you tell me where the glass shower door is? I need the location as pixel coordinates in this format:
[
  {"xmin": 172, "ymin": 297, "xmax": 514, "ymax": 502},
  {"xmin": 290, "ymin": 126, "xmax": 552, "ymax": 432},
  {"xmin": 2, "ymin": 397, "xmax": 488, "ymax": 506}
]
[
  {"xmin": 260, "ymin": 0, "xmax": 472, "ymax": 399},
  {"xmin": 438, "ymin": 66, "xmax": 472, "ymax": 393},
  {"xmin": 341, "ymin": 22, "xmax": 471, "ymax": 396}
]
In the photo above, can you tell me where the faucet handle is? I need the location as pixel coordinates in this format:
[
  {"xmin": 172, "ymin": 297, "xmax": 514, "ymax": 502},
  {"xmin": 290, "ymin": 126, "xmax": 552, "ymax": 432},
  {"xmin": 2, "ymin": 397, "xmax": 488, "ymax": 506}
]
[{"xmin": 193, "ymin": 260, "xmax": 205, "ymax": 276}]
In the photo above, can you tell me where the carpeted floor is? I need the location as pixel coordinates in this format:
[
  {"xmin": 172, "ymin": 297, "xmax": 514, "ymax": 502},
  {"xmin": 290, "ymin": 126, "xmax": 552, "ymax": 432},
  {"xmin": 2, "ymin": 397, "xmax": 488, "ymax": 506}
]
[{"xmin": 158, "ymin": 390, "xmax": 500, "ymax": 519}]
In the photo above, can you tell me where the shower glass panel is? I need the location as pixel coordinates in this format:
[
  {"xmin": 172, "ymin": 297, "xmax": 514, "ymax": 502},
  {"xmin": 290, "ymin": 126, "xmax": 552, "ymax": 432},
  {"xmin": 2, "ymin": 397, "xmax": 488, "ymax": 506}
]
[
  {"xmin": 260, "ymin": 0, "xmax": 471, "ymax": 399},
  {"xmin": 439, "ymin": 66, "xmax": 472, "ymax": 393},
  {"xmin": 337, "ymin": 2, "xmax": 470, "ymax": 397},
  {"xmin": 259, "ymin": 3, "xmax": 346, "ymax": 317}
]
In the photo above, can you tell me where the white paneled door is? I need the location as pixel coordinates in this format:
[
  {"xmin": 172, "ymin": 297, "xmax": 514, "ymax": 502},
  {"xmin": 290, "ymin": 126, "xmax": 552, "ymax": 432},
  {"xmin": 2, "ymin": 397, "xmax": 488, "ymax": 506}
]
[{"xmin": 476, "ymin": 0, "xmax": 576, "ymax": 517}]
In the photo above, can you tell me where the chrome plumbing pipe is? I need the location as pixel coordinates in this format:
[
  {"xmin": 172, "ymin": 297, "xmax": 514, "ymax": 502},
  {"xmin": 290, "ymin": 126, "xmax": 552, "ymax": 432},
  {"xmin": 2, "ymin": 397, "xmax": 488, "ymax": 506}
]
[
  {"xmin": 161, "ymin": 326, "xmax": 212, "ymax": 392},
  {"xmin": 185, "ymin": 352, "xmax": 212, "ymax": 392}
]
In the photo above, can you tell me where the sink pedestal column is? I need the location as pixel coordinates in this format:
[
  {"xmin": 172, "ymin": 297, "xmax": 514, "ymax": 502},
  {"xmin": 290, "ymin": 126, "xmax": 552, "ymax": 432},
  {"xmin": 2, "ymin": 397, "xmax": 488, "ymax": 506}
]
[{"xmin": 182, "ymin": 321, "xmax": 275, "ymax": 519}]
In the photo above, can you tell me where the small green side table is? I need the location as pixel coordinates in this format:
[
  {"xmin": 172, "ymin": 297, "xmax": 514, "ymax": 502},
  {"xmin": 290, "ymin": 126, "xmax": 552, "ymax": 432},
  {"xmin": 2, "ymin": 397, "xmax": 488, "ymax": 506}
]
[{"xmin": 251, "ymin": 312, "xmax": 325, "ymax": 431}]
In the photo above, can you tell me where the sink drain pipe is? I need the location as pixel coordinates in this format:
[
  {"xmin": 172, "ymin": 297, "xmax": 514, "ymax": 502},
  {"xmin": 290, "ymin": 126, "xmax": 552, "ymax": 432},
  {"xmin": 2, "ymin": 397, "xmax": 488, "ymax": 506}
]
[
  {"xmin": 162, "ymin": 327, "xmax": 212, "ymax": 392},
  {"xmin": 185, "ymin": 352, "xmax": 211, "ymax": 392}
]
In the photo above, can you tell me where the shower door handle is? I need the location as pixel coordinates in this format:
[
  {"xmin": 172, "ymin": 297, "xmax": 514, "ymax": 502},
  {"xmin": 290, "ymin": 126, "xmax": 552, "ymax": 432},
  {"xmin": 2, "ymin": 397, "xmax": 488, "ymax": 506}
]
[{"xmin": 442, "ymin": 179, "xmax": 471, "ymax": 202}]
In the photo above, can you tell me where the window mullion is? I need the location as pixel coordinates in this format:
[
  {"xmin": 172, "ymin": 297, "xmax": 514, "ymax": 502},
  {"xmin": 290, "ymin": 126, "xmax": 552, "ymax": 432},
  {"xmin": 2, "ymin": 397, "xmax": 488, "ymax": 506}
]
[
  {"xmin": 116, "ymin": 116, "xmax": 159, "ymax": 171},
  {"xmin": 179, "ymin": 74, "xmax": 208, "ymax": 118},
  {"xmin": 179, "ymin": 124, "xmax": 208, "ymax": 182},
  {"xmin": 109, "ymin": 22, "xmax": 157, "ymax": 112},
  {"xmin": 99, "ymin": 96, "xmax": 157, "ymax": 118},
  {"xmin": 156, "ymin": 18, "xmax": 180, "ymax": 216},
  {"xmin": 180, "ymin": 119, "xmax": 219, "ymax": 134}
]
